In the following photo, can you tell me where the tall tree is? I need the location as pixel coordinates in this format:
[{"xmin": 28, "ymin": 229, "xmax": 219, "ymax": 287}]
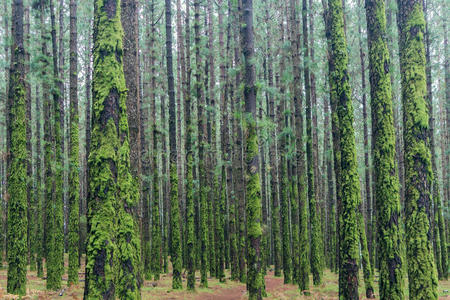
[
  {"xmin": 46, "ymin": 0, "xmax": 64, "ymax": 290},
  {"xmin": 165, "ymin": 0, "xmax": 183, "ymax": 290},
  {"xmin": 396, "ymin": 0, "xmax": 438, "ymax": 297},
  {"xmin": 303, "ymin": 0, "xmax": 323, "ymax": 285},
  {"xmin": 325, "ymin": 0, "xmax": 362, "ymax": 296},
  {"xmin": 423, "ymin": 0, "xmax": 448, "ymax": 280},
  {"xmin": 183, "ymin": 0, "xmax": 196, "ymax": 290},
  {"xmin": 241, "ymin": 0, "xmax": 263, "ymax": 298},
  {"xmin": 84, "ymin": 0, "xmax": 141, "ymax": 297},
  {"xmin": 6, "ymin": 0, "xmax": 27, "ymax": 295},
  {"xmin": 194, "ymin": 0, "xmax": 209, "ymax": 287},
  {"xmin": 68, "ymin": 0, "xmax": 79, "ymax": 286},
  {"xmin": 149, "ymin": 0, "xmax": 161, "ymax": 281}
]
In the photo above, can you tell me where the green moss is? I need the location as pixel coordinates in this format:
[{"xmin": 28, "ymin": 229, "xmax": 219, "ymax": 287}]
[
  {"xmin": 397, "ymin": 1, "xmax": 438, "ymax": 299},
  {"xmin": 199, "ymin": 162, "xmax": 209, "ymax": 288},
  {"xmin": 245, "ymin": 116, "xmax": 263, "ymax": 300},
  {"xmin": 6, "ymin": 46, "xmax": 28, "ymax": 296},
  {"xmin": 365, "ymin": 0, "xmax": 405, "ymax": 297},
  {"xmin": 68, "ymin": 96, "xmax": 80, "ymax": 286},
  {"xmin": 326, "ymin": 0, "xmax": 361, "ymax": 296},
  {"xmin": 280, "ymin": 158, "xmax": 291, "ymax": 284},
  {"xmin": 151, "ymin": 134, "xmax": 161, "ymax": 281},
  {"xmin": 170, "ymin": 162, "xmax": 183, "ymax": 290},
  {"xmin": 185, "ymin": 151, "xmax": 196, "ymax": 290},
  {"xmin": 358, "ymin": 210, "xmax": 374, "ymax": 297},
  {"xmin": 209, "ymin": 175, "xmax": 216, "ymax": 279},
  {"xmin": 290, "ymin": 176, "xmax": 300, "ymax": 286},
  {"xmin": 296, "ymin": 171, "xmax": 310, "ymax": 292},
  {"xmin": 330, "ymin": 205, "xmax": 337, "ymax": 273},
  {"xmin": 85, "ymin": 0, "xmax": 141, "ymax": 298},
  {"xmin": 215, "ymin": 167, "xmax": 226, "ymax": 282},
  {"xmin": 229, "ymin": 195, "xmax": 239, "ymax": 281}
]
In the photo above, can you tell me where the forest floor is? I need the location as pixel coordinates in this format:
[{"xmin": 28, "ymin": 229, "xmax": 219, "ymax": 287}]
[{"xmin": 0, "ymin": 256, "xmax": 449, "ymax": 299}]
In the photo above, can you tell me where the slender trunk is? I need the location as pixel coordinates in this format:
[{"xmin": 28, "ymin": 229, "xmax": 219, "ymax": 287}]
[
  {"xmin": 6, "ymin": 0, "xmax": 27, "ymax": 295},
  {"xmin": 424, "ymin": 0, "xmax": 447, "ymax": 280},
  {"xmin": 241, "ymin": 0, "xmax": 263, "ymax": 298},
  {"xmin": 68, "ymin": 0, "xmax": 79, "ymax": 286},
  {"xmin": 397, "ymin": 0, "xmax": 439, "ymax": 297},
  {"xmin": 325, "ymin": 0, "xmax": 361, "ymax": 296},
  {"xmin": 47, "ymin": 0, "xmax": 64, "ymax": 290},
  {"xmin": 165, "ymin": 0, "xmax": 182, "ymax": 290},
  {"xmin": 303, "ymin": 0, "xmax": 323, "ymax": 285}
]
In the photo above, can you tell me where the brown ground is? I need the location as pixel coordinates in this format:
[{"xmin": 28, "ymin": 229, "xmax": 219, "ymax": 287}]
[{"xmin": 0, "ymin": 257, "xmax": 449, "ymax": 299}]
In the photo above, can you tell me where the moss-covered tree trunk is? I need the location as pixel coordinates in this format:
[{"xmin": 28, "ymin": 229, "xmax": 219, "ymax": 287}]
[
  {"xmin": 183, "ymin": 0, "xmax": 196, "ymax": 290},
  {"xmin": 396, "ymin": 0, "xmax": 438, "ymax": 297},
  {"xmin": 266, "ymin": 0, "xmax": 281, "ymax": 276},
  {"xmin": 165, "ymin": 0, "xmax": 183, "ymax": 290},
  {"xmin": 240, "ymin": 0, "xmax": 263, "ymax": 298},
  {"xmin": 302, "ymin": 0, "xmax": 323, "ymax": 286},
  {"xmin": 148, "ymin": 0, "xmax": 161, "ymax": 282},
  {"xmin": 47, "ymin": 0, "xmax": 64, "ymax": 290},
  {"xmin": 84, "ymin": 0, "xmax": 141, "ymax": 298},
  {"xmin": 325, "ymin": 0, "xmax": 361, "ymax": 296},
  {"xmin": 68, "ymin": 0, "xmax": 80, "ymax": 286},
  {"xmin": 423, "ymin": 0, "xmax": 448, "ymax": 280},
  {"xmin": 194, "ymin": 0, "xmax": 209, "ymax": 288},
  {"xmin": 6, "ymin": 0, "xmax": 27, "ymax": 295}
]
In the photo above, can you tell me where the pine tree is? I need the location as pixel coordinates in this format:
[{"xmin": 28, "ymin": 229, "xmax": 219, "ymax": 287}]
[
  {"xmin": 241, "ymin": 0, "xmax": 263, "ymax": 298},
  {"xmin": 325, "ymin": 0, "xmax": 361, "ymax": 296},
  {"xmin": 303, "ymin": 0, "xmax": 323, "ymax": 285},
  {"xmin": 6, "ymin": 0, "xmax": 27, "ymax": 295},
  {"xmin": 365, "ymin": 0, "xmax": 405, "ymax": 297},
  {"xmin": 84, "ymin": 0, "xmax": 141, "ymax": 298},
  {"xmin": 165, "ymin": 0, "xmax": 183, "ymax": 290},
  {"xmin": 397, "ymin": 0, "xmax": 438, "ymax": 298},
  {"xmin": 68, "ymin": 0, "xmax": 80, "ymax": 286},
  {"xmin": 46, "ymin": 0, "xmax": 64, "ymax": 290}
]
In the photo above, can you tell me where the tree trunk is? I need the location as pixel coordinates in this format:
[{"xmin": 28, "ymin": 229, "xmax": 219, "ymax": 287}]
[
  {"xmin": 397, "ymin": 0, "xmax": 439, "ymax": 297},
  {"xmin": 47, "ymin": 0, "xmax": 64, "ymax": 290},
  {"xmin": 84, "ymin": 1, "xmax": 141, "ymax": 297},
  {"xmin": 68, "ymin": 0, "xmax": 80, "ymax": 286},
  {"xmin": 240, "ymin": 0, "xmax": 263, "ymax": 297},
  {"xmin": 325, "ymin": 0, "xmax": 361, "ymax": 296},
  {"xmin": 6, "ymin": 0, "xmax": 27, "ymax": 295},
  {"xmin": 121, "ymin": 0, "xmax": 141, "ymax": 179},
  {"xmin": 165, "ymin": 0, "xmax": 182, "ymax": 290}
]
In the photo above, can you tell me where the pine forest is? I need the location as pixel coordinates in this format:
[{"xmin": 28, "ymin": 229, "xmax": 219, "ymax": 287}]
[{"xmin": 0, "ymin": 0, "xmax": 449, "ymax": 298}]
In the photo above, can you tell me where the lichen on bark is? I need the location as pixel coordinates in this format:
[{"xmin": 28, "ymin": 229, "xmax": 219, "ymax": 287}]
[
  {"xmin": 6, "ymin": 3, "xmax": 28, "ymax": 291},
  {"xmin": 397, "ymin": 0, "xmax": 438, "ymax": 298},
  {"xmin": 85, "ymin": 0, "xmax": 141, "ymax": 298},
  {"xmin": 365, "ymin": 0, "xmax": 405, "ymax": 297}
]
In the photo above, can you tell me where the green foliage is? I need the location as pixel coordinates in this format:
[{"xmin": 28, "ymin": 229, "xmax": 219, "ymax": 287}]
[{"xmin": 7, "ymin": 46, "xmax": 28, "ymax": 296}]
